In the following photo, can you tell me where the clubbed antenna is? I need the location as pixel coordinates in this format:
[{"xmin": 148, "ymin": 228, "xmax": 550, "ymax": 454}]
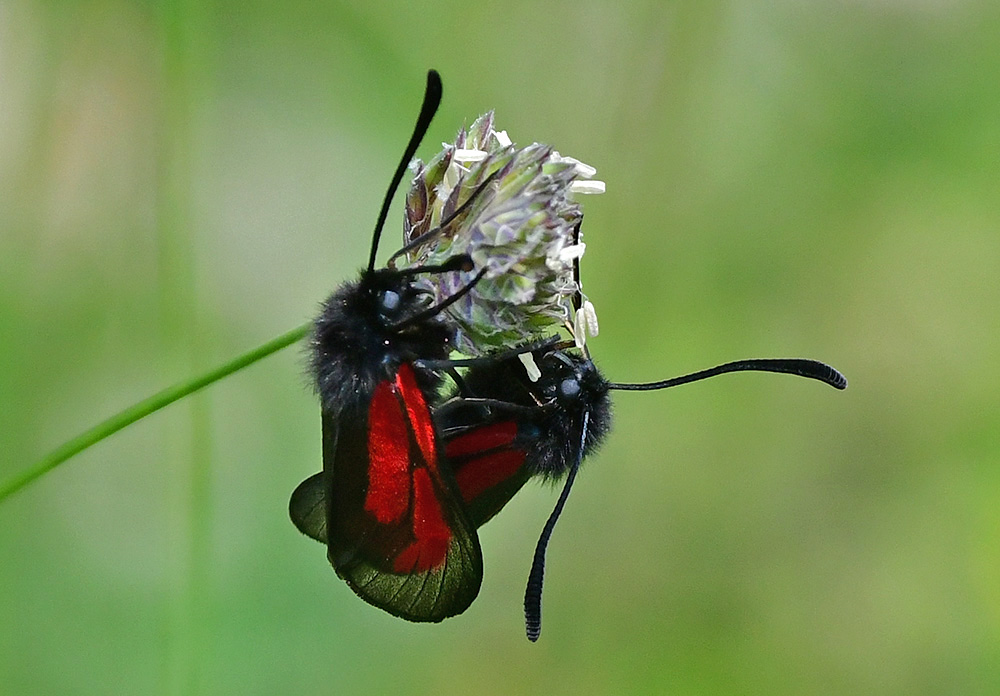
[
  {"xmin": 609, "ymin": 358, "xmax": 847, "ymax": 392},
  {"xmin": 524, "ymin": 411, "xmax": 589, "ymax": 641},
  {"xmin": 367, "ymin": 70, "xmax": 443, "ymax": 272}
]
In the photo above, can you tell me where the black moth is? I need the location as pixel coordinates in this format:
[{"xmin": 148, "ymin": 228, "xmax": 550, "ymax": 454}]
[
  {"xmin": 289, "ymin": 70, "xmax": 498, "ymax": 621},
  {"xmin": 428, "ymin": 338, "xmax": 846, "ymax": 640}
]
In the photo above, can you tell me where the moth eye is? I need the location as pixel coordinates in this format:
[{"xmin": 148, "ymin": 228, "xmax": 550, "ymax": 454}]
[
  {"xmin": 559, "ymin": 378, "xmax": 580, "ymax": 398},
  {"xmin": 380, "ymin": 290, "xmax": 401, "ymax": 312}
]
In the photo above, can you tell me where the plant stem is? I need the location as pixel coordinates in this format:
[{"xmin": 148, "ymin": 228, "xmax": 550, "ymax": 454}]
[
  {"xmin": 159, "ymin": 0, "xmax": 208, "ymax": 687},
  {"xmin": 0, "ymin": 323, "xmax": 310, "ymax": 503}
]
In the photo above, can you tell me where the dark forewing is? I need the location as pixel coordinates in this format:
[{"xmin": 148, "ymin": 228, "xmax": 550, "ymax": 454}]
[{"xmin": 325, "ymin": 364, "xmax": 483, "ymax": 622}]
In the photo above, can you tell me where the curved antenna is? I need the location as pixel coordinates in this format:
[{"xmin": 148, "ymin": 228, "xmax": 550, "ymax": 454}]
[
  {"xmin": 389, "ymin": 266, "xmax": 488, "ymax": 331},
  {"xmin": 570, "ymin": 218, "xmax": 583, "ymax": 310},
  {"xmin": 609, "ymin": 358, "xmax": 847, "ymax": 392},
  {"xmin": 524, "ymin": 410, "xmax": 589, "ymax": 642},
  {"xmin": 367, "ymin": 70, "xmax": 443, "ymax": 273},
  {"xmin": 568, "ymin": 219, "xmax": 592, "ymax": 362},
  {"xmin": 392, "ymin": 254, "xmax": 473, "ymax": 277},
  {"xmin": 388, "ymin": 168, "xmax": 502, "ymax": 265}
]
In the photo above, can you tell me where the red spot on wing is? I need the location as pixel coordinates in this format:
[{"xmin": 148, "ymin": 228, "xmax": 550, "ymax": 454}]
[
  {"xmin": 395, "ymin": 364, "xmax": 438, "ymax": 471},
  {"xmin": 454, "ymin": 450, "xmax": 527, "ymax": 504},
  {"xmin": 444, "ymin": 421, "xmax": 518, "ymax": 459},
  {"xmin": 393, "ymin": 467, "xmax": 452, "ymax": 573},
  {"xmin": 366, "ymin": 364, "xmax": 455, "ymax": 573},
  {"xmin": 365, "ymin": 380, "xmax": 410, "ymax": 523}
]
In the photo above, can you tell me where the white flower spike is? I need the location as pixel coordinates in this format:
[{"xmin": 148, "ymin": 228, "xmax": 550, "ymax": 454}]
[{"xmin": 399, "ymin": 111, "xmax": 605, "ymax": 353}]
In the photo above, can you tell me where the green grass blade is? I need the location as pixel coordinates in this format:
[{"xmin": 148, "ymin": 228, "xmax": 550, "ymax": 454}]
[{"xmin": 0, "ymin": 322, "xmax": 310, "ymax": 503}]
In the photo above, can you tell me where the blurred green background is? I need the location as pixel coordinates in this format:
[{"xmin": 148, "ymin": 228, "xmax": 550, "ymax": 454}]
[{"xmin": 2, "ymin": 1, "xmax": 998, "ymax": 694}]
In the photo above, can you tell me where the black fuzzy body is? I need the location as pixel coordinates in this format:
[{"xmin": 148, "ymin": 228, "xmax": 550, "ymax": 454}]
[
  {"xmin": 526, "ymin": 350, "xmax": 613, "ymax": 478},
  {"xmin": 292, "ymin": 265, "xmax": 486, "ymax": 622},
  {"xmin": 442, "ymin": 346, "xmax": 613, "ymax": 481},
  {"xmin": 310, "ymin": 267, "xmax": 455, "ymax": 420}
]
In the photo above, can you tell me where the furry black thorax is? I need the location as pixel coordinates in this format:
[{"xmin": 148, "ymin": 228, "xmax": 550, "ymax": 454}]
[
  {"xmin": 450, "ymin": 345, "xmax": 613, "ymax": 479},
  {"xmin": 310, "ymin": 267, "xmax": 455, "ymax": 418}
]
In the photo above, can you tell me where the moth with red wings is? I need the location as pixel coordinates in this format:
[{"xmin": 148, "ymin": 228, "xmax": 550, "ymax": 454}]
[
  {"xmin": 289, "ymin": 70, "xmax": 492, "ymax": 622},
  {"xmin": 429, "ymin": 340, "xmax": 847, "ymax": 640}
]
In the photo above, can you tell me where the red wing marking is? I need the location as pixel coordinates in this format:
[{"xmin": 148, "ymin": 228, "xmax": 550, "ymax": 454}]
[
  {"xmin": 454, "ymin": 450, "xmax": 527, "ymax": 504},
  {"xmin": 444, "ymin": 421, "xmax": 518, "ymax": 459},
  {"xmin": 393, "ymin": 467, "xmax": 452, "ymax": 573},
  {"xmin": 366, "ymin": 365, "xmax": 455, "ymax": 573},
  {"xmin": 365, "ymin": 379, "xmax": 411, "ymax": 523},
  {"xmin": 395, "ymin": 364, "xmax": 438, "ymax": 470}
]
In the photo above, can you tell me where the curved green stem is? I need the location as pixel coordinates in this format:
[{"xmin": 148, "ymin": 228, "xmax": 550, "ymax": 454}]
[{"xmin": 0, "ymin": 322, "xmax": 310, "ymax": 503}]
